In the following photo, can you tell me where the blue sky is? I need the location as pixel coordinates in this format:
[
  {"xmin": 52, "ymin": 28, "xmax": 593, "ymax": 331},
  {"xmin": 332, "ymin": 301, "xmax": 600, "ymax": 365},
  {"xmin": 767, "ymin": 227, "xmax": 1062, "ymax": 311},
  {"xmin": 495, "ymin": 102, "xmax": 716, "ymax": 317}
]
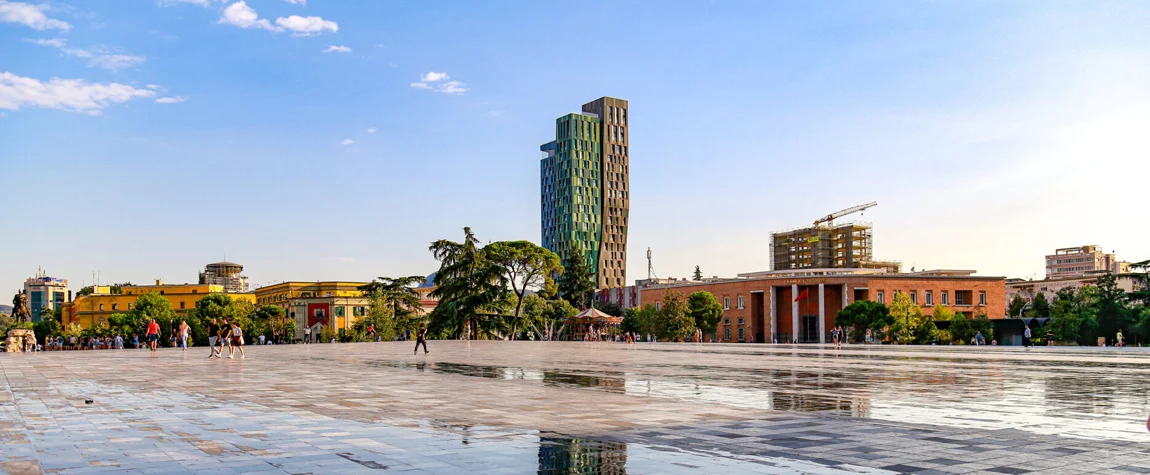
[{"xmin": 2, "ymin": 0, "xmax": 1149, "ymax": 293}]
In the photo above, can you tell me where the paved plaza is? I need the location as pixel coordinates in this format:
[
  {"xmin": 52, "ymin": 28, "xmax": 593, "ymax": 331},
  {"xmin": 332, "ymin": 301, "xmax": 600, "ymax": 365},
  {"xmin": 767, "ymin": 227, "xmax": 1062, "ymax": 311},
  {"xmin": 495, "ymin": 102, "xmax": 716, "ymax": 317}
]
[{"xmin": 2, "ymin": 342, "xmax": 1149, "ymax": 474}]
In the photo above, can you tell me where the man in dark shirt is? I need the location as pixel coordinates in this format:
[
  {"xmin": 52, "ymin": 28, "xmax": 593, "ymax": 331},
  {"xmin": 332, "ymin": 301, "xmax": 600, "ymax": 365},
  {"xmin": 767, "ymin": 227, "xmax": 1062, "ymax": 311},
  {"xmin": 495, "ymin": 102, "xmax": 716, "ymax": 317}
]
[{"xmin": 207, "ymin": 318, "xmax": 220, "ymax": 358}]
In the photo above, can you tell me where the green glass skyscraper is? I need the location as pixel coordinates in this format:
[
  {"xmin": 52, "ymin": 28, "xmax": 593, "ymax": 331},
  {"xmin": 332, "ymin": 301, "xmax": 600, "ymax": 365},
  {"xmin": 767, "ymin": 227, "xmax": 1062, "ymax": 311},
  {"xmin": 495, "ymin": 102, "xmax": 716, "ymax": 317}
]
[{"xmin": 540, "ymin": 97, "xmax": 629, "ymax": 289}]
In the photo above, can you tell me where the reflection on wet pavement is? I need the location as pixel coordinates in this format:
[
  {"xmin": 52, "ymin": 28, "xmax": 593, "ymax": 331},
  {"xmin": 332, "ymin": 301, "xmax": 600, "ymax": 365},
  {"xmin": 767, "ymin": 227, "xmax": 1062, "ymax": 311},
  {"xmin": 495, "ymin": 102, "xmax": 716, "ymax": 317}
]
[{"xmin": 2, "ymin": 341, "xmax": 1149, "ymax": 474}]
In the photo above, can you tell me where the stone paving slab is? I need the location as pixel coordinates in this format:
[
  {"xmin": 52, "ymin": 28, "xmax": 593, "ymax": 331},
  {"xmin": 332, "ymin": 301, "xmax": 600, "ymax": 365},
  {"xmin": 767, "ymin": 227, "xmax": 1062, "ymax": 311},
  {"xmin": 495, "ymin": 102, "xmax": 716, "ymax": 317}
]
[{"xmin": 1, "ymin": 341, "xmax": 1149, "ymax": 474}]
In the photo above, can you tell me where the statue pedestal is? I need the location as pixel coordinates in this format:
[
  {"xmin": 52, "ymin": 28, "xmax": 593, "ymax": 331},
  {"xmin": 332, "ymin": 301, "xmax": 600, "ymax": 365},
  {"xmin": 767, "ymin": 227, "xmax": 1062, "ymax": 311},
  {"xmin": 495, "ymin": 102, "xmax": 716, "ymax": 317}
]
[{"xmin": 4, "ymin": 329, "xmax": 37, "ymax": 352}]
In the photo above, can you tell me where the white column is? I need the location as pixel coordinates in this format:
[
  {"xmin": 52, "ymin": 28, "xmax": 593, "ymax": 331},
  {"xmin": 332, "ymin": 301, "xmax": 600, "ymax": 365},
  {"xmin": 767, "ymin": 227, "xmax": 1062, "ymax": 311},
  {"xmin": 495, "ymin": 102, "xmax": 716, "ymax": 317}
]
[
  {"xmin": 769, "ymin": 288, "xmax": 777, "ymax": 343},
  {"xmin": 818, "ymin": 283, "xmax": 826, "ymax": 344},
  {"xmin": 791, "ymin": 284, "xmax": 799, "ymax": 342},
  {"xmin": 842, "ymin": 284, "xmax": 849, "ymax": 308}
]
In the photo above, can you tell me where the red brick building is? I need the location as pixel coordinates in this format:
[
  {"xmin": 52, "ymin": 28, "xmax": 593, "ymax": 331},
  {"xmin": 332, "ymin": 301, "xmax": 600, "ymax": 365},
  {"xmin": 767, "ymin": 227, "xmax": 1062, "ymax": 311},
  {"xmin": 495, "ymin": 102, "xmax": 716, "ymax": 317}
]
[{"xmin": 639, "ymin": 269, "xmax": 1005, "ymax": 344}]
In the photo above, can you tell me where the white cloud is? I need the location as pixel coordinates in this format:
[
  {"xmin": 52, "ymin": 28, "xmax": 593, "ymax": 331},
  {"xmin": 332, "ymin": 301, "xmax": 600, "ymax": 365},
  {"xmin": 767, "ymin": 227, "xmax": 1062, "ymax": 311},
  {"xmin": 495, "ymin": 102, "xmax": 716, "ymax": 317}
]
[
  {"xmin": 27, "ymin": 38, "xmax": 145, "ymax": 71},
  {"xmin": 0, "ymin": 1, "xmax": 70, "ymax": 31},
  {"xmin": 146, "ymin": 84, "xmax": 162, "ymax": 90},
  {"xmin": 155, "ymin": 96, "xmax": 186, "ymax": 104},
  {"xmin": 366, "ymin": 128, "xmax": 376, "ymax": 134},
  {"xmin": 218, "ymin": 2, "xmax": 337, "ymax": 36},
  {"xmin": 410, "ymin": 72, "xmax": 468, "ymax": 95},
  {"xmin": 421, "ymin": 71, "xmax": 448, "ymax": 82},
  {"xmin": 284, "ymin": 0, "xmax": 306, "ymax": 5},
  {"xmin": 0, "ymin": 72, "xmax": 157, "ymax": 115},
  {"xmin": 322, "ymin": 45, "xmax": 351, "ymax": 53},
  {"xmin": 275, "ymin": 14, "xmax": 337, "ymax": 35},
  {"xmin": 340, "ymin": 139, "xmax": 353, "ymax": 145},
  {"xmin": 218, "ymin": 1, "xmax": 276, "ymax": 31}
]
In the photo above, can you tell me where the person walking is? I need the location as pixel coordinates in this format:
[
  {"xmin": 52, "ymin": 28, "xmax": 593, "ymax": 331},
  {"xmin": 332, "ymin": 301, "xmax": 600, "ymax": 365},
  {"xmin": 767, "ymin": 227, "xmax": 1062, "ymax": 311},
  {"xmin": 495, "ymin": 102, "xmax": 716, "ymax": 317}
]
[
  {"xmin": 304, "ymin": 326, "xmax": 311, "ymax": 344},
  {"xmin": 207, "ymin": 318, "xmax": 220, "ymax": 358},
  {"xmin": 414, "ymin": 323, "xmax": 428, "ymax": 355},
  {"xmin": 1023, "ymin": 326, "xmax": 1032, "ymax": 349},
  {"xmin": 178, "ymin": 320, "xmax": 190, "ymax": 351},
  {"xmin": 146, "ymin": 319, "xmax": 161, "ymax": 352},
  {"xmin": 975, "ymin": 331, "xmax": 985, "ymax": 346},
  {"xmin": 1045, "ymin": 329, "xmax": 1054, "ymax": 346},
  {"xmin": 1116, "ymin": 330, "xmax": 1125, "ymax": 348},
  {"xmin": 229, "ymin": 322, "xmax": 245, "ymax": 359},
  {"xmin": 218, "ymin": 318, "xmax": 232, "ymax": 358}
]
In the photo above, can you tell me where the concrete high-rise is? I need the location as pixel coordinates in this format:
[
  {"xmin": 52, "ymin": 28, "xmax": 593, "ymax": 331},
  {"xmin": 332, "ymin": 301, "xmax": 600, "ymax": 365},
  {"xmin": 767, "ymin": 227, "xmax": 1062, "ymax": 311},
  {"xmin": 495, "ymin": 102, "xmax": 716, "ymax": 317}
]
[{"xmin": 540, "ymin": 97, "xmax": 629, "ymax": 289}]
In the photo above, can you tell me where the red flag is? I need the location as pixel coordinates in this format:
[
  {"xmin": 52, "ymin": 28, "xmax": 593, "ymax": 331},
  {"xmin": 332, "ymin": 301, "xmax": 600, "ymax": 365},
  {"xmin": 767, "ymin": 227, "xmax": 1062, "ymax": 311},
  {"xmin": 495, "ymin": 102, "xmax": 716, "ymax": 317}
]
[{"xmin": 794, "ymin": 289, "xmax": 809, "ymax": 302}]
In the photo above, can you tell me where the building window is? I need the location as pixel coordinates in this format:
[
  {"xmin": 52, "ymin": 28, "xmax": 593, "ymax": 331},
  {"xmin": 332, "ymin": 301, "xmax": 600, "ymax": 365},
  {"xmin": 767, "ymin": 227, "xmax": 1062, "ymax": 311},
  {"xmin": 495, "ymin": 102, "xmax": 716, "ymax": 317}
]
[
  {"xmin": 738, "ymin": 328, "xmax": 745, "ymax": 340},
  {"xmin": 909, "ymin": 291, "xmax": 917, "ymax": 304},
  {"xmin": 128, "ymin": 303, "xmax": 133, "ymax": 310},
  {"xmin": 926, "ymin": 291, "xmax": 933, "ymax": 306},
  {"xmin": 111, "ymin": 303, "xmax": 118, "ymax": 311},
  {"xmin": 738, "ymin": 318, "xmax": 745, "ymax": 325},
  {"xmin": 724, "ymin": 328, "xmax": 731, "ymax": 340},
  {"xmin": 655, "ymin": 302, "xmax": 660, "ymax": 311},
  {"xmin": 877, "ymin": 291, "xmax": 884, "ymax": 304},
  {"xmin": 180, "ymin": 301, "xmax": 186, "ymax": 309},
  {"xmin": 737, "ymin": 295, "xmax": 744, "ymax": 309},
  {"xmin": 955, "ymin": 290, "xmax": 973, "ymax": 306},
  {"xmin": 942, "ymin": 291, "xmax": 949, "ymax": 306},
  {"xmin": 99, "ymin": 304, "xmax": 104, "ymax": 311},
  {"xmin": 979, "ymin": 291, "xmax": 987, "ymax": 306},
  {"xmin": 723, "ymin": 297, "xmax": 730, "ymax": 310},
  {"xmin": 724, "ymin": 318, "xmax": 730, "ymax": 325}
]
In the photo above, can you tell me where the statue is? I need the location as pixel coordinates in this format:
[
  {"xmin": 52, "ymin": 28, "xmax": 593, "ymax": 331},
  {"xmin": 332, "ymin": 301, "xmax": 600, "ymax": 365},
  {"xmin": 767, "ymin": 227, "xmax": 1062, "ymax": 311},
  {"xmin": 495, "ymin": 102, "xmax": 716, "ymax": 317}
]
[{"xmin": 11, "ymin": 293, "xmax": 31, "ymax": 324}]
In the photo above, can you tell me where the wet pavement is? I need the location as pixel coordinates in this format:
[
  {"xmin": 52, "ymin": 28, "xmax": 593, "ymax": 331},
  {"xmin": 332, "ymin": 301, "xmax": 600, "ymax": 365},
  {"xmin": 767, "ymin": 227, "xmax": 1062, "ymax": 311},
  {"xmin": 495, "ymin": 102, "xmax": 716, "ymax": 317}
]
[{"xmin": 2, "ymin": 342, "xmax": 1149, "ymax": 474}]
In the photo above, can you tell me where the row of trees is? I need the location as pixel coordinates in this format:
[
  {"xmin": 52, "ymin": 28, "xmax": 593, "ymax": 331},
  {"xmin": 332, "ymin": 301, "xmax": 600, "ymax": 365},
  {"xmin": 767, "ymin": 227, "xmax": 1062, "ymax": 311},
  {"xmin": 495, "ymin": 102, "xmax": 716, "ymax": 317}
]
[
  {"xmin": 619, "ymin": 290, "xmax": 723, "ymax": 341},
  {"xmin": 1012, "ymin": 270, "xmax": 1150, "ymax": 345},
  {"xmin": 835, "ymin": 292, "xmax": 994, "ymax": 345}
]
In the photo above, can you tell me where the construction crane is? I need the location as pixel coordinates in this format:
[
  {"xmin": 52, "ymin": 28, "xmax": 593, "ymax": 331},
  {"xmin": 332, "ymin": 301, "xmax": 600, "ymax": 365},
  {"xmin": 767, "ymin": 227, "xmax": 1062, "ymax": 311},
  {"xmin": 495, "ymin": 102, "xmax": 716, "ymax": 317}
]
[{"xmin": 814, "ymin": 201, "xmax": 877, "ymax": 228}]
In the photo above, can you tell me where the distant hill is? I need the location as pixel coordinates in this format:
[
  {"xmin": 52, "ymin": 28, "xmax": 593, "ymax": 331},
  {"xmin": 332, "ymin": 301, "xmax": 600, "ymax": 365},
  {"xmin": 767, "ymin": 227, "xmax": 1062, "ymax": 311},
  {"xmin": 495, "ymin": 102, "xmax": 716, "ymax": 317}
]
[{"xmin": 0, "ymin": 304, "xmax": 11, "ymax": 315}]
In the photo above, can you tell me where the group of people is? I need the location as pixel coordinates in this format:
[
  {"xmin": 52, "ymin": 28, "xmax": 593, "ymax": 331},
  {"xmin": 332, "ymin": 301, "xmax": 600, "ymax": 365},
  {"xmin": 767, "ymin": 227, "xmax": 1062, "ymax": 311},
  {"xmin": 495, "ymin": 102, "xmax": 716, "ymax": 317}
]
[{"xmin": 206, "ymin": 318, "xmax": 246, "ymax": 359}]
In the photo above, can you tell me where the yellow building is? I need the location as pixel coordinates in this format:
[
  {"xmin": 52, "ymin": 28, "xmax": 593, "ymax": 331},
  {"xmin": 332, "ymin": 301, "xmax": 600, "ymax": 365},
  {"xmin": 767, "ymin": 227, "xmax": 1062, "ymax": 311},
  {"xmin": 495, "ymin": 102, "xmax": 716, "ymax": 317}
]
[
  {"xmin": 254, "ymin": 281, "xmax": 370, "ymax": 339},
  {"xmin": 62, "ymin": 280, "xmax": 256, "ymax": 329}
]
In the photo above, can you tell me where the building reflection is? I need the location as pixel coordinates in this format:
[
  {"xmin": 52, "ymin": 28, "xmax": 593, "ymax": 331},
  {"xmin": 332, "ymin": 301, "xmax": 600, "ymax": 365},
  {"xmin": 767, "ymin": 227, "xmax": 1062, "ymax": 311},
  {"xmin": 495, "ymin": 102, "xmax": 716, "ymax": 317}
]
[{"xmin": 538, "ymin": 437, "xmax": 627, "ymax": 474}]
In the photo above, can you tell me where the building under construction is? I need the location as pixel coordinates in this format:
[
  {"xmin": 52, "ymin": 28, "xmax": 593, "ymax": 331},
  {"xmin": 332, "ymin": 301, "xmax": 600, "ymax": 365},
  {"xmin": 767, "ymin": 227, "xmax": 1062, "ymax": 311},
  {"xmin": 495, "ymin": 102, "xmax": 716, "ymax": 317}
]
[
  {"xmin": 198, "ymin": 261, "xmax": 249, "ymax": 293},
  {"xmin": 770, "ymin": 202, "xmax": 900, "ymax": 273}
]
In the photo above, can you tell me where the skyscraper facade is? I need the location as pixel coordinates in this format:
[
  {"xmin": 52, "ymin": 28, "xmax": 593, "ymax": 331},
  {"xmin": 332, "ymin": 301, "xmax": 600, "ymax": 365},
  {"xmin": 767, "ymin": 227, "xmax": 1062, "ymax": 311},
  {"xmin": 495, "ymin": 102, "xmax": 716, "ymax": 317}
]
[{"xmin": 540, "ymin": 97, "xmax": 629, "ymax": 289}]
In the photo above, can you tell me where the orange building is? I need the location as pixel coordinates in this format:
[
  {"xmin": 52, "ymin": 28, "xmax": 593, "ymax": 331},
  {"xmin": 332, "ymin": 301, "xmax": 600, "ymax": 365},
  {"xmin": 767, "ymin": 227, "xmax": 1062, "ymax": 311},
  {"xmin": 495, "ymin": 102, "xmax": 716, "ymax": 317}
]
[
  {"xmin": 62, "ymin": 280, "xmax": 256, "ymax": 329},
  {"xmin": 639, "ymin": 268, "xmax": 1005, "ymax": 344}
]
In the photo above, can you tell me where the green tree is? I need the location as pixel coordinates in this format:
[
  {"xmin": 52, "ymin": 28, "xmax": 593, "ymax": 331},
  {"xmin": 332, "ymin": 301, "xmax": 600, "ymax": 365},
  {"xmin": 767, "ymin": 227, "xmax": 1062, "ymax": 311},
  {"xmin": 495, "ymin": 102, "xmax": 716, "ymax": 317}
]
[
  {"xmin": 623, "ymin": 304, "xmax": 658, "ymax": 339},
  {"xmin": 556, "ymin": 243, "xmax": 596, "ymax": 310},
  {"xmin": 108, "ymin": 312, "xmax": 146, "ymax": 338},
  {"xmin": 360, "ymin": 275, "xmax": 426, "ymax": 334},
  {"xmin": 1093, "ymin": 273, "xmax": 1131, "ymax": 344},
  {"xmin": 970, "ymin": 313, "xmax": 994, "ymax": 344},
  {"xmin": 1008, "ymin": 294, "xmax": 1028, "ymax": 318},
  {"xmin": 939, "ymin": 306, "xmax": 972, "ymax": 343},
  {"xmin": 133, "ymin": 291, "xmax": 175, "ymax": 331},
  {"xmin": 1027, "ymin": 293, "xmax": 1051, "ymax": 319},
  {"xmin": 888, "ymin": 292, "xmax": 936, "ymax": 344},
  {"xmin": 835, "ymin": 300, "xmax": 892, "ymax": 343},
  {"xmin": 655, "ymin": 292, "xmax": 695, "ymax": 341},
  {"xmin": 253, "ymin": 304, "xmax": 288, "ymax": 343},
  {"xmin": 541, "ymin": 298, "xmax": 577, "ymax": 340},
  {"xmin": 355, "ymin": 294, "xmax": 398, "ymax": 341},
  {"xmin": 597, "ymin": 301, "xmax": 624, "ymax": 317},
  {"xmin": 485, "ymin": 241, "xmax": 562, "ymax": 339},
  {"xmin": 693, "ymin": 266, "xmax": 703, "ymax": 281},
  {"xmin": 429, "ymin": 227, "xmax": 503, "ymax": 339},
  {"xmin": 77, "ymin": 286, "xmax": 95, "ymax": 297},
  {"xmin": 1047, "ymin": 287, "xmax": 1098, "ymax": 345},
  {"xmin": 33, "ymin": 309, "xmax": 61, "ymax": 344},
  {"xmin": 687, "ymin": 291, "xmax": 723, "ymax": 338}
]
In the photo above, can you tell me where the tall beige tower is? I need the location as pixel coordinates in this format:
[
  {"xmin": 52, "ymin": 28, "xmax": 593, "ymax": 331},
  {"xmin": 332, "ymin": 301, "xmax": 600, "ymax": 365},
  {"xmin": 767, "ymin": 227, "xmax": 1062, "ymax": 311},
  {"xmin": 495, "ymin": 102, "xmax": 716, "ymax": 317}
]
[{"xmin": 580, "ymin": 97, "xmax": 629, "ymax": 288}]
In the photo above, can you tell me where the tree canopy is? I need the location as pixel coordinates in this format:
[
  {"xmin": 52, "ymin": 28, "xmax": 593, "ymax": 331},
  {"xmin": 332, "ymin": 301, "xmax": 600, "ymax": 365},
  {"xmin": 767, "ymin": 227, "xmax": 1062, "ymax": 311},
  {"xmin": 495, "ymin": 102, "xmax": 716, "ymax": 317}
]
[
  {"xmin": 687, "ymin": 291, "xmax": 723, "ymax": 337},
  {"xmin": 655, "ymin": 291, "xmax": 695, "ymax": 341},
  {"xmin": 834, "ymin": 300, "xmax": 892, "ymax": 343},
  {"xmin": 556, "ymin": 243, "xmax": 595, "ymax": 310}
]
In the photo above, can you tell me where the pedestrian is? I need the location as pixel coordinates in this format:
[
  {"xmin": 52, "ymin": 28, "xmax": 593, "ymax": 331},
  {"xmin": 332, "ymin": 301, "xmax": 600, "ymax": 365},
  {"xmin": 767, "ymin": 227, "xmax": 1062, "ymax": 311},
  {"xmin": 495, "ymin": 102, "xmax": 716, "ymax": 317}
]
[
  {"xmin": 229, "ymin": 321, "xmax": 245, "ymax": 359},
  {"xmin": 975, "ymin": 331, "xmax": 984, "ymax": 346},
  {"xmin": 146, "ymin": 319, "xmax": 161, "ymax": 352},
  {"xmin": 115, "ymin": 334, "xmax": 124, "ymax": 349},
  {"xmin": 207, "ymin": 318, "xmax": 220, "ymax": 358},
  {"xmin": 259, "ymin": 333, "xmax": 266, "ymax": 346},
  {"xmin": 414, "ymin": 323, "xmax": 429, "ymax": 355},
  {"xmin": 219, "ymin": 318, "xmax": 232, "ymax": 357},
  {"xmin": 131, "ymin": 335, "xmax": 139, "ymax": 349},
  {"xmin": 1117, "ymin": 330, "xmax": 1125, "ymax": 348},
  {"xmin": 178, "ymin": 320, "xmax": 190, "ymax": 351},
  {"xmin": 1023, "ymin": 325, "xmax": 1032, "ymax": 348},
  {"xmin": 832, "ymin": 327, "xmax": 841, "ymax": 349},
  {"xmin": 304, "ymin": 326, "xmax": 311, "ymax": 344}
]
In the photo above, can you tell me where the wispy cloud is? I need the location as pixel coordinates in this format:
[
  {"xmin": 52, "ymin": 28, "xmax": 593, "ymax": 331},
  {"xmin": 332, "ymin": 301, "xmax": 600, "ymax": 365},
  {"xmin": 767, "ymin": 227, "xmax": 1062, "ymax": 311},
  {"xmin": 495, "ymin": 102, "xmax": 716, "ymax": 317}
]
[
  {"xmin": 284, "ymin": 0, "xmax": 306, "ymax": 5},
  {"xmin": 322, "ymin": 45, "xmax": 351, "ymax": 53},
  {"xmin": 366, "ymin": 128, "xmax": 376, "ymax": 134},
  {"xmin": 0, "ymin": 72, "xmax": 157, "ymax": 115},
  {"xmin": 160, "ymin": 0, "xmax": 213, "ymax": 6},
  {"xmin": 340, "ymin": 139, "xmax": 353, "ymax": 145},
  {"xmin": 410, "ymin": 71, "xmax": 468, "ymax": 96},
  {"xmin": 275, "ymin": 15, "xmax": 337, "ymax": 36},
  {"xmin": 155, "ymin": 96, "xmax": 186, "ymax": 104},
  {"xmin": 27, "ymin": 38, "xmax": 145, "ymax": 71},
  {"xmin": 0, "ymin": 1, "xmax": 71, "ymax": 31}
]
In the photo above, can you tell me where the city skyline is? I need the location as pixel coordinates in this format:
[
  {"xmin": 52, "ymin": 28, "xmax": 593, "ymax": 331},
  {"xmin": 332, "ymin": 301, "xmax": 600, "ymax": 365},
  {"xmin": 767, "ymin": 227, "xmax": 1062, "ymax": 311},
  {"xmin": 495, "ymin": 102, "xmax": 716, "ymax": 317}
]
[{"xmin": 4, "ymin": 1, "xmax": 1150, "ymax": 294}]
